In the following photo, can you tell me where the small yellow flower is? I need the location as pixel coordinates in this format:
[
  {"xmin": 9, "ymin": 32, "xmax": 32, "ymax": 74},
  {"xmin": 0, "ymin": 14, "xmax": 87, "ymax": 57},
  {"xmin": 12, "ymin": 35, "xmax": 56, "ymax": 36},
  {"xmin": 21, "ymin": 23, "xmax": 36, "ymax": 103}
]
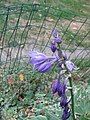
[{"xmin": 19, "ymin": 73, "xmax": 25, "ymax": 81}]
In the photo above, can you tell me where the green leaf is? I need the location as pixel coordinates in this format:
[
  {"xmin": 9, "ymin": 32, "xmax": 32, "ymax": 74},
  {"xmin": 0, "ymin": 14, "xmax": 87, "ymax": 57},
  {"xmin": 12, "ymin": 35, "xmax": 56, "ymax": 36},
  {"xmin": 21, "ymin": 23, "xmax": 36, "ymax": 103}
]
[
  {"xmin": 46, "ymin": 111, "xmax": 60, "ymax": 120},
  {"xmin": 79, "ymin": 114, "xmax": 90, "ymax": 120},
  {"xmin": 35, "ymin": 93, "xmax": 46, "ymax": 98},
  {"xmin": 29, "ymin": 116, "xmax": 38, "ymax": 120},
  {"xmin": 29, "ymin": 115, "xmax": 47, "ymax": 120},
  {"xmin": 36, "ymin": 115, "xmax": 48, "ymax": 120}
]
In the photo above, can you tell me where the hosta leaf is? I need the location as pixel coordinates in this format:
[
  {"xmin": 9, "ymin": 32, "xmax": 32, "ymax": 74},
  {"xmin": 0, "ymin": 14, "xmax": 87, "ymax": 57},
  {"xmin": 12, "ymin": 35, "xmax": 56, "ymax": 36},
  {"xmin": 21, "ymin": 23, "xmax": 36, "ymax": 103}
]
[
  {"xmin": 46, "ymin": 111, "xmax": 60, "ymax": 120},
  {"xmin": 84, "ymin": 112, "xmax": 90, "ymax": 120},
  {"xmin": 36, "ymin": 115, "xmax": 47, "ymax": 120},
  {"xmin": 29, "ymin": 116, "xmax": 38, "ymax": 120},
  {"xmin": 29, "ymin": 115, "xmax": 47, "ymax": 120},
  {"xmin": 79, "ymin": 114, "xmax": 90, "ymax": 120}
]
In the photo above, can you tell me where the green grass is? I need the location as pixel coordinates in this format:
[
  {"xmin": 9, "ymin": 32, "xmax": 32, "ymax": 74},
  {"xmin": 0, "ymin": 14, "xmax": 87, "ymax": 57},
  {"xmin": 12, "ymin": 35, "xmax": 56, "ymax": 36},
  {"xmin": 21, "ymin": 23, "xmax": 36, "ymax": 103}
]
[
  {"xmin": 0, "ymin": 0, "xmax": 90, "ymax": 17},
  {"xmin": 0, "ymin": 0, "xmax": 89, "ymax": 47}
]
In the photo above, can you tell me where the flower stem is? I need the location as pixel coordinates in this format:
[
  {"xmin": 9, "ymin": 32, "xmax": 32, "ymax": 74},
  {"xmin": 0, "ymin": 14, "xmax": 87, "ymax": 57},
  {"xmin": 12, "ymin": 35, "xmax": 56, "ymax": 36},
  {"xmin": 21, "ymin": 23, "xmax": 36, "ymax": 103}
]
[{"xmin": 69, "ymin": 77, "xmax": 76, "ymax": 120}]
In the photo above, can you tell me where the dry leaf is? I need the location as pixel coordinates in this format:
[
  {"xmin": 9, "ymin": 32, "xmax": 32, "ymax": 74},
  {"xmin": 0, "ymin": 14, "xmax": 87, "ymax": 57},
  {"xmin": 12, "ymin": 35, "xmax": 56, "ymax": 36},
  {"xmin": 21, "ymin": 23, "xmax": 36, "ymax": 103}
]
[{"xmin": 7, "ymin": 75, "xmax": 14, "ymax": 85}]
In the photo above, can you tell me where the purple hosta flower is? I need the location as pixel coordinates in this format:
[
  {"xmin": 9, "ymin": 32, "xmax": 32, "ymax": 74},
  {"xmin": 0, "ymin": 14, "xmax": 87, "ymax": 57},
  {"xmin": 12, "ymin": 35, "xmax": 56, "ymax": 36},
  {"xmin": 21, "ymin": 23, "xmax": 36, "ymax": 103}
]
[
  {"xmin": 62, "ymin": 106, "xmax": 71, "ymax": 120},
  {"xmin": 52, "ymin": 29, "xmax": 62, "ymax": 43},
  {"xmin": 65, "ymin": 61, "xmax": 77, "ymax": 72},
  {"xmin": 52, "ymin": 29, "xmax": 58, "ymax": 38},
  {"xmin": 29, "ymin": 51, "xmax": 59, "ymax": 73},
  {"xmin": 51, "ymin": 79, "xmax": 67, "ymax": 97},
  {"xmin": 35, "ymin": 61, "xmax": 52, "ymax": 73},
  {"xmin": 60, "ymin": 95, "xmax": 70, "ymax": 108},
  {"xmin": 53, "ymin": 37, "xmax": 62, "ymax": 43},
  {"xmin": 29, "ymin": 51, "xmax": 47, "ymax": 63},
  {"xmin": 51, "ymin": 79, "xmax": 71, "ymax": 120},
  {"xmin": 58, "ymin": 81, "xmax": 67, "ymax": 97},
  {"xmin": 51, "ymin": 80, "xmax": 59, "ymax": 94},
  {"xmin": 51, "ymin": 41, "xmax": 57, "ymax": 53}
]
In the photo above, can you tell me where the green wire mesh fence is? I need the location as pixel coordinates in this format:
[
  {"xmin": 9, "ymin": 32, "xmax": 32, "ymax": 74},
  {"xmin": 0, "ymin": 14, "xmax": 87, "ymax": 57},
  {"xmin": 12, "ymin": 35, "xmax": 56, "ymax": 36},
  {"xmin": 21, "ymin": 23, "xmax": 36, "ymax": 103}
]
[
  {"xmin": 0, "ymin": 3, "xmax": 90, "ymax": 118},
  {"xmin": 0, "ymin": 3, "xmax": 89, "ymax": 74}
]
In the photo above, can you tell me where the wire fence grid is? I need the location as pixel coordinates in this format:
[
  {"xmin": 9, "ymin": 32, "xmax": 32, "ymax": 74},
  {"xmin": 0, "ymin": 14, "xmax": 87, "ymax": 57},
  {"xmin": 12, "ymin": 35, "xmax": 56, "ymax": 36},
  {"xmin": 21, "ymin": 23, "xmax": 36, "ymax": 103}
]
[{"xmin": 0, "ymin": 3, "xmax": 90, "ymax": 79}]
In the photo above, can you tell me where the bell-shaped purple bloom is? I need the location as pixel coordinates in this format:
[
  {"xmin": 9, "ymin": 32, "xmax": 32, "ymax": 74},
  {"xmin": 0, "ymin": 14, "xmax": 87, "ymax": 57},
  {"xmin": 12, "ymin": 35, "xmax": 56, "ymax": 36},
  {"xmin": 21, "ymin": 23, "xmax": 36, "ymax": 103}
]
[
  {"xmin": 29, "ymin": 51, "xmax": 47, "ymax": 64},
  {"xmin": 51, "ymin": 80, "xmax": 67, "ymax": 97},
  {"xmin": 51, "ymin": 79, "xmax": 71, "ymax": 120},
  {"xmin": 29, "ymin": 51, "xmax": 59, "ymax": 73},
  {"xmin": 52, "ymin": 29, "xmax": 58, "ymax": 38},
  {"xmin": 62, "ymin": 106, "xmax": 71, "ymax": 120},
  {"xmin": 51, "ymin": 79, "xmax": 59, "ymax": 94},
  {"xmin": 60, "ymin": 95, "xmax": 70, "ymax": 108},
  {"xmin": 53, "ymin": 37, "xmax": 62, "ymax": 43},
  {"xmin": 36, "ymin": 61, "xmax": 52, "ymax": 73},
  {"xmin": 52, "ymin": 29, "xmax": 62, "ymax": 43},
  {"xmin": 58, "ymin": 81, "xmax": 66, "ymax": 97},
  {"xmin": 65, "ymin": 61, "xmax": 77, "ymax": 72},
  {"xmin": 51, "ymin": 41, "xmax": 57, "ymax": 53}
]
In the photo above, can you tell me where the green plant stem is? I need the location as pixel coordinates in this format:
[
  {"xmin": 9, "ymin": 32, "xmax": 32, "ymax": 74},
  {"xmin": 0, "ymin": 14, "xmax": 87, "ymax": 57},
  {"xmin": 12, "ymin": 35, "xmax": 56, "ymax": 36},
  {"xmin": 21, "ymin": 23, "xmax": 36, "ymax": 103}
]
[
  {"xmin": 58, "ymin": 43, "xmax": 75, "ymax": 119},
  {"xmin": 69, "ymin": 77, "xmax": 76, "ymax": 120}
]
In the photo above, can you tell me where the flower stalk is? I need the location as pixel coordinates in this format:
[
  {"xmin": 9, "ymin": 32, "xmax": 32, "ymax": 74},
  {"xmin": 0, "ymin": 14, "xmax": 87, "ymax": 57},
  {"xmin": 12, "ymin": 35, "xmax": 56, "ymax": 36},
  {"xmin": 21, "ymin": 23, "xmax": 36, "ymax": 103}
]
[
  {"xmin": 29, "ymin": 29, "xmax": 77, "ymax": 120},
  {"xmin": 69, "ymin": 77, "xmax": 76, "ymax": 120}
]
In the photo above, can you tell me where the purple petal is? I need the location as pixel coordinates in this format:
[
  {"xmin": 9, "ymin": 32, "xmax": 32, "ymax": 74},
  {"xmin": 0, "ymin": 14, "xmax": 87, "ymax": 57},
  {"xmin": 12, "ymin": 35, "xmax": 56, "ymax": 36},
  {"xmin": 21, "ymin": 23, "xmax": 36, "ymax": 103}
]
[
  {"xmin": 48, "ymin": 56, "xmax": 59, "ymax": 63},
  {"xmin": 29, "ymin": 51, "xmax": 47, "ymax": 59},
  {"xmin": 51, "ymin": 79, "xmax": 59, "ymax": 94},
  {"xmin": 28, "ymin": 51, "xmax": 59, "ymax": 73},
  {"xmin": 58, "ymin": 81, "xmax": 66, "ymax": 97},
  {"xmin": 52, "ymin": 29, "xmax": 58, "ymax": 38},
  {"xmin": 51, "ymin": 42, "xmax": 57, "ymax": 53},
  {"xmin": 60, "ymin": 95, "xmax": 70, "ymax": 108},
  {"xmin": 62, "ymin": 107, "xmax": 71, "ymax": 120},
  {"xmin": 30, "ymin": 58, "xmax": 45, "ymax": 65},
  {"xmin": 54, "ymin": 37, "xmax": 62, "ymax": 43},
  {"xmin": 52, "ymin": 29, "xmax": 62, "ymax": 43},
  {"xmin": 65, "ymin": 61, "xmax": 76, "ymax": 72},
  {"xmin": 51, "ymin": 80, "xmax": 67, "ymax": 96},
  {"xmin": 37, "ymin": 61, "xmax": 52, "ymax": 73}
]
